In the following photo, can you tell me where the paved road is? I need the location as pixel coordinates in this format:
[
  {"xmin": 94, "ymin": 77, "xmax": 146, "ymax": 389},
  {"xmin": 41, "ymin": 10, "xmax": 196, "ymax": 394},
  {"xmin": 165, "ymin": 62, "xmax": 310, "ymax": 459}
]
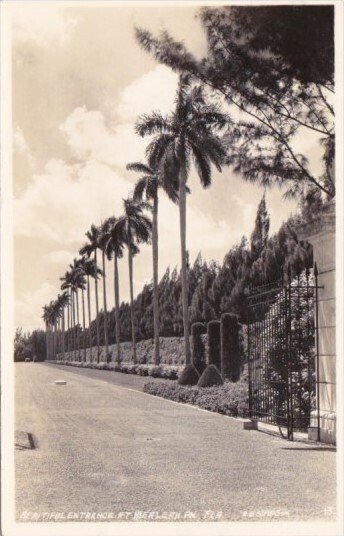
[
  {"xmin": 15, "ymin": 363, "xmax": 336, "ymax": 522},
  {"xmin": 39, "ymin": 361, "xmax": 168, "ymax": 390}
]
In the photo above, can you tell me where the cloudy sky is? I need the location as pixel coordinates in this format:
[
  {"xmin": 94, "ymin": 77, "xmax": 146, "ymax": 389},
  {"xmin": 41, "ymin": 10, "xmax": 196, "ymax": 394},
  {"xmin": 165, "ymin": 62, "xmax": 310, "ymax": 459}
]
[{"xmin": 11, "ymin": 3, "xmax": 323, "ymax": 332}]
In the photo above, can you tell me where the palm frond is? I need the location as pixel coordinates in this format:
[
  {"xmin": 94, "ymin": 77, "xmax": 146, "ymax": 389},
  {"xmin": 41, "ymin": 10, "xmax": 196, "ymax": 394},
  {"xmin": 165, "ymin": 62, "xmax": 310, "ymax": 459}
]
[
  {"xmin": 135, "ymin": 112, "xmax": 172, "ymax": 137},
  {"xmin": 79, "ymin": 243, "xmax": 93, "ymax": 257},
  {"xmin": 146, "ymin": 134, "xmax": 174, "ymax": 169},
  {"xmin": 133, "ymin": 176, "xmax": 149, "ymax": 201},
  {"xmin": 126, "ymin": 162, "xmax": 153, "ymax": 175},
  {"xmin": 159, "ymin": 142, "xmax": 180, "ymax": 190},
  {"xmin": 159, "ymin": 175, "xmax": 179, "ymax": 203},
  {"xmin": 192, "ymin": 147, "xmax": 212, "ymax": 187}
]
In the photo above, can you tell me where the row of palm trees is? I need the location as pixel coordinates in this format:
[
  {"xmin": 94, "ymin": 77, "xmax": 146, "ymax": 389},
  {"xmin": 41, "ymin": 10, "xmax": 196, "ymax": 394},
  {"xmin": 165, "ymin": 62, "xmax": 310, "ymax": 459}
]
[{"xmin": 42, "ymin": 76, "xmax": 229, "ymax": 367}]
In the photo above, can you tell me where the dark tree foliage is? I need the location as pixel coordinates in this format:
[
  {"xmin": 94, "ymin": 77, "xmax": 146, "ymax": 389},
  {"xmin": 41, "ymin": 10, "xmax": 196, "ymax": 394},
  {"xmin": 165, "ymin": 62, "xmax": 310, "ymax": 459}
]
[
  {"xmin": 228, "ymin": 6, "xmax": 334, "ymax": 87},
  {"xmin": 220, "ymin": 313, "xmax": 240, "ymax": 382},
  {"xmin": 191, "ymin": 322, "xmax": 206, "ymax": 375},
  {"xmin": 30, "ymin": 329, "xmax": 47, "ymax": 361},
  {"xmin": 135, "ymin": 6, "xmax": 335, "ymax": 200},
  {"xmin": 59, "ymin": 198, "xmax": 315, "ymax": 348},
  {"xmin": 14, "ymin": 328, "xmax": 46, "ymax": 361},
  {"xmin": 177, "ymin": 363, "xmax": 200, "ymax": 386},
  {"xmin": 197, "ymin": 364, "xmax": 223, "ymax": 388},
  {"xmin": 207, "ymin": 320, "xmax": 221, "ymax": 370},
  {"xmin": 250, "ymin": 194, "xmax": 270, "ymax": 262}
]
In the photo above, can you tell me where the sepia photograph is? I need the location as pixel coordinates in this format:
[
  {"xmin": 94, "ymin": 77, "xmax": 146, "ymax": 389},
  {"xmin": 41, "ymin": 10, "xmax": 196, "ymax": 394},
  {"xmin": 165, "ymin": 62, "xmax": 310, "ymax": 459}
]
[{"xmin": 1, "ymin": 1, "xmax": 343, "ymax": 535}]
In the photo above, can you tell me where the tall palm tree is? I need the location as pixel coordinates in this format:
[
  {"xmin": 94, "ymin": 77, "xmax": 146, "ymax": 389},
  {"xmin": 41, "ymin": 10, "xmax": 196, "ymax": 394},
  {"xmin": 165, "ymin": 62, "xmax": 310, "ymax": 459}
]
[
  {"xmin": 81, "ymin": 257, "xmax": 102, "ymax": 359},
  {"xmin": 55, "ymin": 291, "xmax": 70, "ymax": 361},
  {"xmin": 42, "ymin": 304, "xmax": 53, "ymax": 360},
  {"xmin": 135, "ymin": 79, "xmax": 228, "ymax": 364},
  {"xmin": 72, "ymin": 258, "xmax": 87, "ymax": 362},
  {"xmin": 98, "ymin": 219, "xmax": 113, "ymax": 363},
  {"xmin": 80, "ymin": 225, "xmax": 102, "ymax": 362},
  {"xmin": 127, "ymin": 160, "xmax": 178, "ymax": 365},
  {"xmin": 49, "ymin": 299, "xmax": 60, "ymax": 360},
  {"xmin": 69, "ymin": 258, "xmax": 86, "ymax": 362},
  {"xmin": 98, "ymin": 216, "xmax": 125, "ymax": 364},
  {"xmin": 116, "ymin": 198, "xmax": 152, "ymax": 363},
  {"xmin": 58, "ymin": 291, "xmax": 70, "ymax": 361},
  {"xmin": 60, "ymin": 270, "xmax": 73, "ymax": 359}
]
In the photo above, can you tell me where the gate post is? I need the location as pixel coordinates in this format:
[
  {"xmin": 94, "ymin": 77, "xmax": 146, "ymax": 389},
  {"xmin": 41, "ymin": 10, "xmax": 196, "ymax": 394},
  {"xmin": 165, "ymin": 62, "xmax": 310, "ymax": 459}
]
[{"xmin": 296, "ymin": 200, "xmax": 336, "ymax": 444}]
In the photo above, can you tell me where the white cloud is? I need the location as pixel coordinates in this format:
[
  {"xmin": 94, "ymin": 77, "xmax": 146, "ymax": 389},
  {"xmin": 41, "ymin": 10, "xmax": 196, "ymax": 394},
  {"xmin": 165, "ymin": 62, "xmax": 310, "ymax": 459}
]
[
  {"xmin": 12, "ymin": 6, "xmax": 79, "ymax": 46},
  {"xmin": 116, "ymin": 65, "xmax": 178, "ymax": 121},
  {"xmin": 60, "ymin": 107, "xmax": 146, "ymax": 168},
  {"xmin": 232, "ymin": 193, "xmax": 256, "ymax": 228},
  {"xmin": 13, "ymin": 126, "xmax": 35, "ymax": 168},
  {"xmin": 14, "ymin": 158, "xmax": 133, "ymax": 244},
  {"xmin": 157, "ymin": 194, "xmax": 249, "ymax": 265},
  {"xmin": 60, "ymin": 66, "xmax": 179, "ymax": 170},
  {"xmin": 16, "ymin": 281, "xmax": 57, "ymax": 332},
  {"xmin": 45, "ymin": 250, "xmax": 75, "ymax": 264}
]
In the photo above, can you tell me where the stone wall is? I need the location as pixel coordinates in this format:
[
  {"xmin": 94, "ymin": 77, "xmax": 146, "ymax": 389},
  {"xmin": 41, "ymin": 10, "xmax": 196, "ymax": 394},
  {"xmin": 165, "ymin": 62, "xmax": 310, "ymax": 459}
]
[{"xmin": 297, "ymin": 200, "xmax": 336, "ymax": 444}]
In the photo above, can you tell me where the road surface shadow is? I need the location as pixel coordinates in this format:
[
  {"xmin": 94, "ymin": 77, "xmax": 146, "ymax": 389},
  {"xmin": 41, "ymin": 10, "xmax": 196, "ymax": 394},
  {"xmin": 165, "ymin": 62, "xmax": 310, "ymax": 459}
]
[{"xmin": 15, "ymin": 431, "xmax": 37, "ymax": 450}]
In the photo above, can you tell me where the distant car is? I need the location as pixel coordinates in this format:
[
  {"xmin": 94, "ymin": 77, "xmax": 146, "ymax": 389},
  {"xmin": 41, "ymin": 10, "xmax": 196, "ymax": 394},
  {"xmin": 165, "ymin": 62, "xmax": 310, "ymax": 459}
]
[{"xmin": 24, "ymin": 358, "xmax": 31, "ymax": 362}]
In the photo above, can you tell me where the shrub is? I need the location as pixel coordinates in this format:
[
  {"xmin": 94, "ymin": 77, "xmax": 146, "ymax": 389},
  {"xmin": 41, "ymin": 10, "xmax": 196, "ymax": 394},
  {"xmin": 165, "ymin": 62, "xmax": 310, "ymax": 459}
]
[
  {"xmin": 220, "ymin": 313, "xmax": 241, "ymax": 382},
  {"xmin": 52, "ymin": 359, "xmax": 181, "ymax": 380},
  {"xmin": 207, "ymin": 320, "xmax": 221, "ymax": 369},
  {"xmin": 178, "ymin": 363, "xmax": 200, "ymax": 386},
  {"xmin": 197, "ymin": 364, "xmax": 223, "ymax": 387},
  {"xmin": 191, "ymin": 323, "xmax": 206, "ymax": 375},
  {"xmin": 149, "ymin": 365, "xmax": 164, "ymax": 378},
  {"xmin": 144, "ymin": 380, "xmax": 249, "ymax": 417}
]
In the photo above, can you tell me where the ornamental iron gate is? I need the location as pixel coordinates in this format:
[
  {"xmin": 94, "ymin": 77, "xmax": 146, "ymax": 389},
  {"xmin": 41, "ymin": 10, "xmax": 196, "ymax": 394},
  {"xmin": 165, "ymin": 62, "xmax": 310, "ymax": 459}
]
[{"xmin": 247, "ymin": 267, "xmax": 320, "ymax": 440}]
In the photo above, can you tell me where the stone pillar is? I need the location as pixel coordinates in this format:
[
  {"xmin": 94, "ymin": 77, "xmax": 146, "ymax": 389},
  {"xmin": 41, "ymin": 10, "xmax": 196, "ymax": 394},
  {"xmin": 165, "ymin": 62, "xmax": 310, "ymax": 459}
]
[{"xmin": 297, "ymin": 200, "xmax": 336, "ymax": 444}]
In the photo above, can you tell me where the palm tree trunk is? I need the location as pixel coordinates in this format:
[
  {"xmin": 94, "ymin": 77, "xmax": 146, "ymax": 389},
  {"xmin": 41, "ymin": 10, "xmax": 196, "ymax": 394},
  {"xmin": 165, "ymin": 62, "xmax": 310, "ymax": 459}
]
[
  {"xmin": 62, "ymin": 309, "xmax": 65, "ymax": 361},
  {"xmin": 51, "ymin": 324, "xmax": 54, "ymax": 360},
  {"xmin": 152, "ymin": 192, "xmax": 160, "ymax": 365},
  {"xmin": 48, "ymin": 323, "xmax": 51, "ymax": 360},
  {"xmin": 87, "ymin": 274, "xmax": 92, "ymax": 359},
  {"xmin": 179, "ymin": 160, "xmax": 191, "ymax": 364},
  {"xmin": 53, "ymin": 320, "xmax": 56, "ymax": 360},
  {"xmin": 45, "ymin": 322, "xmax": 49, "ymax": 361},
  {"xmin": 56, "ymin": 320, "xmax": 59, "ymax": 359},
  {"xmin": 114, "ymin": 254, "xmax": 121, "ymax": 364},
  {"xmin": 128, "ymin": 247, "xmax": 137, "ymax": 363},
  {"xmin": 94, "ymin": 250, "xmax": 100, "ymax": 363},
  {"xmin": 56, "ymin": 319, "xmax": 59, "ymax": 358},
  {"xmin": 51, "ymin": 323, "xmax": 53, "ymax": 360},
  {"xmin": 70, "ymin": 293, "xmax": 73, "ymax": 359},
  {"xmin": 46, "ymin": 323, "xmax": 50, "ymax": 360},
  {"xmin": 81, "ymin": 288, "xmax": 86, "ymax": 362},
  {"xmin": 71, "ymin": 291, "xmax": 76, "ymax": 361},
  {"xmin": 76, "ymin": 288, "xmax": 81, "ymax": 362},
  {"xmin": 67, "ymin": 294, "xmax": 70, "ymax": 360},
  {"xmin": 102, "ymin": 250, "xmax": 109, "ymax": 363}
]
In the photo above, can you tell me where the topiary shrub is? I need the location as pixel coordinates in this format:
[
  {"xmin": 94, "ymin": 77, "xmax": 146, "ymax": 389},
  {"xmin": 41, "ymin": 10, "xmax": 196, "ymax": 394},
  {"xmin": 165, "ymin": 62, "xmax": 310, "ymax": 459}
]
[
  {"xmin": 221, "ymin": 313, "xmax": 241, "ymax": 382},
  {"xmin": 207, "ymin": 320, "xmax": 221, "ymax": 370},
  {"xmin": 178, "ymin": 363, "xmax": 200, "ymax": 386},
  {"xmin": 197, "ymin": 364, "xmax": 223, "ymax": 387},
  {"xmin": 191, "ymin": 322, "xmax": 206, "ymax": 375}
]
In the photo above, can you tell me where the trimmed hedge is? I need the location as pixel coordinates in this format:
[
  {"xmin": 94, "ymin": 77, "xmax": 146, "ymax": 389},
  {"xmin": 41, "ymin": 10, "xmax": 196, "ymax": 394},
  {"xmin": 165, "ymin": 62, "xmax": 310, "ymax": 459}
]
[
  {"xmin": 178, "ymin": 363, "xmax": 200, "ymax": 386},
  {"xmin": 221, "ymin": 313, "xmax": 241, "ymax": 382},
  {"xmin": 143, "ymin": 379, "xmax": 249, "ymax": 417},
  {"xmin": 197, "ymin": 364, "xmax": 223, "ymax": 387},
  {"xmin": 53, "ymin": 359, "xmax": 181, "ymax": 380},
  {"xmin": 191, "ymin": 322, "xmax": 206, "ymax": 375},
  {"xmin": 207, "ymin": 320, "xmax": 221, "ymax": 370}
]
